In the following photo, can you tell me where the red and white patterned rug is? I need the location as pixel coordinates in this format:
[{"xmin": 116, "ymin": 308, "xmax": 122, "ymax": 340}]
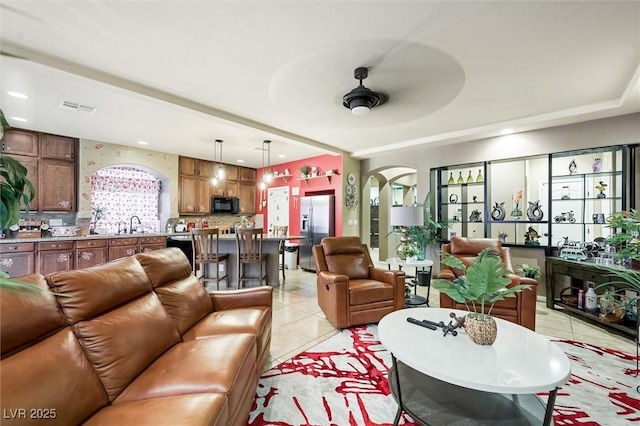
[{"xmin": 249, "ymin": 325, "xmax": 640, "ymax": 425}]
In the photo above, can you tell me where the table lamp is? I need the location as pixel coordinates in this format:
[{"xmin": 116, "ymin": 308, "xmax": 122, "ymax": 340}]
[{"xmin": 390, "ymin": 206, "xmax": 423, "ymax": 259}]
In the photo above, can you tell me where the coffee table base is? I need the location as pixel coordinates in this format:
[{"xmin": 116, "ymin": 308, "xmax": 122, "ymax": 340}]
[{"xmin": 390, "ymin": 358, "xmax": 552, "ymax": 425}]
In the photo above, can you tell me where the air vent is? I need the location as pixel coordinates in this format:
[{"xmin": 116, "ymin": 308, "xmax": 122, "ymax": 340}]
[{"xmin": 59, "ymin": 100, "xmax": 97, "ymax": 115}]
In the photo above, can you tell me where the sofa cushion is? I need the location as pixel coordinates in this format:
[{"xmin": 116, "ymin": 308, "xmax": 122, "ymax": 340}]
[
  {"xmin": 1, "ymin": 328, "xmax": 108, "ymax": 426},
  {"xmin": 321, "ymin": 236, "xmax": 369, "ymax": 279},
  {"xmin": 47, "ymin": 256, "xmax": 152, "ymax": 324},
  {"xmin": 349, "ymin": 279, "xmax": 395, "ymax": 305},
  {"xmin": 84, "ymin": 393, "xmax": 228, "ymax": 426},
  {"xmin": 155, "ymin": 275, "xmax": 214, "ymax": 335},
  {"xmin": 74, "ymin": 292, "xmax": 181, "ymax": 401},
  {"xmin": 1, "ymin": 274, "xmax": 67, "ymax": 356},
  {"xmin": 136, "ymin": 247, "xmax": 193, "ymax": 288},
  {"xmin": 115, "ymin": 334, "xmax": 257, "ymax": 413}
]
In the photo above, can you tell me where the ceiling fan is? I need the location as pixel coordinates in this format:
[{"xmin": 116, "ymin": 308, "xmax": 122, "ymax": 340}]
[{"xmin": 342, "ymin": 67, "xmax": 388, "ymax": 116}]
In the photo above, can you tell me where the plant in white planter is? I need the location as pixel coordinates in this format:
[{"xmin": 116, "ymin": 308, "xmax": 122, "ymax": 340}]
[{"xmin": 432, "ymin": 248, "xmax": 532, "ymax": 345}]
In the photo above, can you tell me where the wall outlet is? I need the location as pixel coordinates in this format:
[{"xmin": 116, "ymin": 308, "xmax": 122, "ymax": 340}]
[{"xmin": 219, "ymin": 264, "xmax": 225, "ymax": 272}]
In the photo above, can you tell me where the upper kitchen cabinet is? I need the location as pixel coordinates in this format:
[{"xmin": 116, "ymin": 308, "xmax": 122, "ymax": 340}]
[
  {"xmin": 225, "ymin": 165, "xmax": 239, "ymax": 181},
  {"xmin": 1, "ymin": 128, "xmax": 38, "ymax": 157},
  {"xmin": 240, "ymin": 167, "xmax": 257, "ymax": 183},
  {"xmin": 179, "ymin": 156, "xmax": 213, "ymax": 177},
  {"xmin": 550, "ymin": 146, "xmax": 626, "ymax": 247},
  {"xmin": 40, "ymin": 133, "xmax": 76, "ymax": 160},
  {"xmin": 1, "ymin": 128, "xmax": 77, "ymax": 212}
]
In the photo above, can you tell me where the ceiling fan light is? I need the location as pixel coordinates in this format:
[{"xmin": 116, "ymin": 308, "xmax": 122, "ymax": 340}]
[{"xmin": 351, "ymin": 105, "xmax": 370, "ymax": 116}]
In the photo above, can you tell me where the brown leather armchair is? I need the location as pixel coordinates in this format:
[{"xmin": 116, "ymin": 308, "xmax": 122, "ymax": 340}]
[
  {"xmin": 313, "ymin": 236, "xmax": 406, "ymax": 328},
  {"xmin": 437, "ymin": 237, "xmax": 538, "ymax": 330}
]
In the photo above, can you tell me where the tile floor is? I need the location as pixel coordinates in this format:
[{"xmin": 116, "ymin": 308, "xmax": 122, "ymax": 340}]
[{"xmin": 265, "ymin": 263, "xmax": 638, "ymax": 370}]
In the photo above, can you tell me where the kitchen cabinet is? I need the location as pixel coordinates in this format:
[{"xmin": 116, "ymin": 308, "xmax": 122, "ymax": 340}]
[
  {"xmin": 0, "ymin": 242, "xmax": 36, "ymax": 277},
  {"xmin": 238, "ymin": 182, "xmax": 256, "ymax": 214},
  {"xmin": 40, "ymin": 133, "xmax": 76, "ymax": 160},
  {"xmin": 179, "ymin": 175, "xmax": 211, "ymax": 214},
  {"xmin": 1, "ymin": 128, "xmax": 77, "ymax": 213},
  {"xmin": 139, "ymin": 236, "xmax": 167, "ymax": 253},
  {"xmin": 179, "ymin": 156, "xmax": 213, "ymax": 177},
  {"xmin": 109, "ymin": 237, "xmax": 139, "ymax": 260},
  {"xmin": 2, "ymin": 128, "xmax": 39, "ymax": 157},
  {"xmin": 39, "ymin": 159, "xmax": 76, "ymax": 211},
  {"xmin": 38, "ymin": 241, "xmax": 74, "ymax": 275},
  {"xmin": 239, "ymin": 167, "xmax": 256, "ymax": 182},
  {"xmin": 225, "ymin": 165, "xmax": 239, "ymax": 181},
  {"xmin": 76, "ymin": 239, "xmax": 108, "ymax": 269}
]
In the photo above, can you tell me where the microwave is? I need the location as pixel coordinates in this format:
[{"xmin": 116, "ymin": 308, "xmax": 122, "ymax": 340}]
[{"xmin": 211, "ymin": 196, "xmax": 240, "ymax": 214}]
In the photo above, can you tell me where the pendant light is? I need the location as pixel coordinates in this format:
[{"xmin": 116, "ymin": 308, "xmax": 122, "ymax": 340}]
[
  {"xmin": 263, "ymin": 140, "xmax": 273, "ymax": 183},
  {"xmin": 211, "ymin": 139, "xmax": 225, "ymax": 185}
]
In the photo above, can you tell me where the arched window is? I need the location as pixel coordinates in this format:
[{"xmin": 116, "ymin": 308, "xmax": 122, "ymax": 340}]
[{"xmin": 90, "ymin": 166, "xmax": 160, "ymax": 234}]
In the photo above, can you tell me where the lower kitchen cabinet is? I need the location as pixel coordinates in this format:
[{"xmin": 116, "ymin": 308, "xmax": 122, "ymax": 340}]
[
  {"xmin": 38, "ymin": 241, "xmax": 75, "ymax": 275},
  {"xmin": 0, "ymin": 242, "xmax": 36, "ymax": 277},
  {"xmin": 76, "ymin": 239, "xmax": 108, "ymax": 269},
  {"xmin": 139, "ymin": 236, "xmax": 167, "ymax": 253},
  {"xmin": 109, "ymin": 237, "xmax": 139, "ymax": 260}
]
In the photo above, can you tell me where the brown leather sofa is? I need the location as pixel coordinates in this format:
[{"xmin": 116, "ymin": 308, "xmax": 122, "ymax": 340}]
[
  {"xmin": 438, "ymin": 237, "xmax": 538, "ymax": 330},
  {"xmin": 1, "ymin": 247, "xmax": 272, "ymax": 426},
  {"xmin": 313, "ymin": 236, "xmax": 405, "ymax": 328}
]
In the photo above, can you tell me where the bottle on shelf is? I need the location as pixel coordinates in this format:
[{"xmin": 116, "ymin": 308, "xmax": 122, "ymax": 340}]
[
  {"xmin": 456, "ymin": 171, "xmax": 464, "ymax": 184},
  {"xmin": 577, "ymin": 289, "xmax": 584, "ymax": 310},
  {"xmin": 467, "ymin": 170, "xmax": 473, "ymax": 183},
  {"xmin": 476, "ymin": 169, "xmax": 484, "ymax": 183},
  {"xmin": 448, "ymin": 172, "xmax": 454, "ymax": 184},
  {"xmin": 584, "ymin": 283, "xmax": 597, "ymax": 312}
]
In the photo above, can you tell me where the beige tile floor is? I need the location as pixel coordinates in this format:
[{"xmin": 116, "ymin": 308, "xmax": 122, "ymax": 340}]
[{"xmin": 265, "ymin": 263, "xmax": 638, "ymax": 370}]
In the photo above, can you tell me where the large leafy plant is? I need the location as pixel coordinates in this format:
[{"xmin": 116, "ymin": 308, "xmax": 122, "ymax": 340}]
[
  {"xmin": 605, "ymin": 209, "xmax": 640, "ymax": 262},
  {"xmin": 594, "ymin": 266, "xmax": 640, "ymax": 316},
  {"xmin": 1, "ymin": 155, "xmax": 36, "ymax": 229},
  {"xmin": 432, "ymin": 248, "xmax": 532, "ymax": 315}
]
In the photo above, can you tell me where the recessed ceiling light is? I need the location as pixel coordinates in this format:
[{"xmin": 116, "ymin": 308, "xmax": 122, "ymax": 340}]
[
  {"xmin": 501, "ymin": 128, "xmax": 514, "ymax": 135},
  {"xmin": 137, "ymin": 141, "xmax": 148, "ymax": 145},
  {"xmin": 8, "ymin": 91, "xmax": 29, "ymax": 99},
  {"xmin": 11, "ymin": 117, "xmax": 28, "ymax": 122},
  {"xmin": 237, "ymin": 159, "xmax": 245, "ymax": 163},
  {"xmin": 278, "ymin": 154, "xmax": 286, "ymax": 158}
]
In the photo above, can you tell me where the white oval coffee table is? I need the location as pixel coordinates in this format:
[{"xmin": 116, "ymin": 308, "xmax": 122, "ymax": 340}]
[{"xmin": 379, "ymin": 308, "xmax": 571, "ymax": 425}]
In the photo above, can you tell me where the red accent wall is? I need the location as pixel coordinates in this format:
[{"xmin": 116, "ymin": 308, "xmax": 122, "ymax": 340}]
[{"xmin": 256, "ymin": 154, "xmax": 343, "ymax": 237}]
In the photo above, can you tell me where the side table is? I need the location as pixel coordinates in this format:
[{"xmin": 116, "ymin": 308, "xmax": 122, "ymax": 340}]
[{"xmin": 386, "ymin": 257, "xmax": 433, "ymax": 307}]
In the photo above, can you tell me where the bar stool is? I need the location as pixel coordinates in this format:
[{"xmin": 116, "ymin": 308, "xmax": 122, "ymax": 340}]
[
  {"xmin": 191, "ymin": 228, "xmax": 230, "ymax": 290},
  {"xmin": 236, "ymin": 228, "xmax": 268, "ymax": 287},
  {"xmin": 272, "ymin": 225, "xmax": 288, "ymax": 282},
  {"xmin": 217, "ymin": 225, "xmax": 231, "ymax": 234}
]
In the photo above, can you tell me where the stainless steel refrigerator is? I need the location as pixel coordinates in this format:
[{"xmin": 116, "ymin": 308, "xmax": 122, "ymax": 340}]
[{"xmin": 299, "ymin": 195, "xmax": 335, "ymax": 271}]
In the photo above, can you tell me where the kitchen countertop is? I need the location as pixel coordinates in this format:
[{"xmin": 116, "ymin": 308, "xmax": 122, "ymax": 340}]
[{"xmin": 0, "ymin": 232, "xmax": 300, "ymax": 244}]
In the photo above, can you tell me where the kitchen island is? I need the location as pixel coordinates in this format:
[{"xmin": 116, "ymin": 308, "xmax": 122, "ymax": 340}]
[{"xmin": 0, "ymin": 231, "xmax": 297, "ymax": 288}]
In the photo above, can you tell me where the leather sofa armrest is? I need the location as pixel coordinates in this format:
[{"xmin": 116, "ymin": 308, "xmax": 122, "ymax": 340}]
[
  {"xmin": 369, "ymin": 267, "xmax": 405, "ymax": 285},
  {"xmin": 209, "ymin": 286, "xmax": 273, "ymax": 311},
  {"xmin": 438, "ymin": 269, "xmax": 456, "ymax": 281},
  {"xmin": 317, "ymin": 271, "xmax": 349, "ymax": 286}
]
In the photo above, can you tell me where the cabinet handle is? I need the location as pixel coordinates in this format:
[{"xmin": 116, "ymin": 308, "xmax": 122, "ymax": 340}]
[{"xmin": 8, "ymin": 246, "xmax": 18, "ymax": 250}]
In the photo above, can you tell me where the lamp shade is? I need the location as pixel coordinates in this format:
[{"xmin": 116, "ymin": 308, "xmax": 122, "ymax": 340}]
[{"xmin": 390, "ymin": 206, "xmax": 423, "ymax": 227}]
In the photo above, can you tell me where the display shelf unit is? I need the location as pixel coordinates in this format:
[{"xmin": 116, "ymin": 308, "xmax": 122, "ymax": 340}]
[
  {"xmin": 273, "ymin": 173, "xmax": 293, "ymax": 183},
  {"xmin": 297, "ymin": 173, "xmax": 338, "ymax": 185}
]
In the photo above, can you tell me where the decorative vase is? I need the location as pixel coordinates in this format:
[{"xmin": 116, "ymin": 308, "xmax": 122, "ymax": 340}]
[
  {"xmin": 448, "ymin": 172, "xmax": 454, "ymax": 184},
  {"xmin": 465, "ymin": 313, "xmax": 497, "ymax": 345},
  {"xmin": 456, "ymin": 172, "xmax": 464, "ymax": 184}
]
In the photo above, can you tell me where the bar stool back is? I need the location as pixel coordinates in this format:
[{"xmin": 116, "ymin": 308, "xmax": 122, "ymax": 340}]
[
  {"xmin": 236, "ymin": 228, "xmax": 268, "ymax": 287},
  {"xmin": 191, "ymin": 228, "xmax": 230, "ymax": 290}
]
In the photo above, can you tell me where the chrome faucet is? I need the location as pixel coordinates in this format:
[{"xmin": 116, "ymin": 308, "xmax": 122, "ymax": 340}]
[{"xmin": 129, "ymin": 215, "xmax": 142, "ymax": 234}]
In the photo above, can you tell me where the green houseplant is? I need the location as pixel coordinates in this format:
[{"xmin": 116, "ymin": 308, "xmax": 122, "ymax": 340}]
[
  {"xmin": 408, "ymin": 192, "xmax": 450, "ymax": 260},
  {"xmin": 605, "ymin": 209, "xmax": 640, "ymax": 268},
  {"xmin": 432, "ymin": 248, "xmax": 532, "ymax": 344},
  {"xmin": 594, "ymin": 266, "xmax": 640, "ymax": 324},
  {"xmin": 516, "ymin": 263, "xmax": 541, "ymax": 279}
]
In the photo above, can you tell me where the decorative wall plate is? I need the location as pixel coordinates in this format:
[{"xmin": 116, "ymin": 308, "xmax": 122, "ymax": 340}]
[{"xmin": 347, "ymin": 173, "xmax": 356, "ymax": 185}]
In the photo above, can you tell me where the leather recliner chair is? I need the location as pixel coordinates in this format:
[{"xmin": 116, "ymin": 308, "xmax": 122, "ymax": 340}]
[
  {"xmin": 313, "ymin": 236, "xmax": 406, "ymax": 328},
  {"xmin": 438, "ymin": 236, "xmax": 538, "ymax": 330}
]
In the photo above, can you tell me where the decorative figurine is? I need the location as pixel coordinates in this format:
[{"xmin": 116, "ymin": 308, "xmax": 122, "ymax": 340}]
[
  {"xmin": 524, "ymin": 227, "xmax": 541, "ymax": 246},
  {"xmin": 526, "ymin": 200, "xmax": 544, "ymax": 222},
  {"xmin": 449, "ymin": 193, "xmax": 459, "ymax": 203},
  {"xmin": 469, "ymin": 209, "xmax": 482, "ymax": 222},
  {"xmin": 592, "ymin": 158, "xmax": 601, "ymax": 173},
  {"xmin": 498, "ymin": 231, "xmax": 508, "ymax": 243},
  {"xmin": 554, "ymin": 210, "xmax": 576, "ymax": 223},
  {"xmin": 569, "ymin": 159, "xmax": 577, "ymax": 175},
  {"xmin": 561, "ymin": 186, "xmax": 571, "ymax": 200},
  {"xmin": 596, "ymin": 181, "xmax": 607, "ymax": 199},
  {"xmin": 491, "ymin": 202, "xmax": 506, "ymax": 221}
]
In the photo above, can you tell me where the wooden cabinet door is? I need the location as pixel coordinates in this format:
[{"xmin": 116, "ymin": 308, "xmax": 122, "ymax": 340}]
[
  {"xmin": 197, "ymin": 160, "xmax": 213, "ymax": 178},
  {"xmin": 239, "ymin": 167, "xmax": 257, "ymax": 183},
  {"xmin": 196, "ymin": 177, "xmax": 211, "ymax": 213},
  {"xmin": 2, "ymin": 129, "xmax": 38, "ymax": 157},
  {"xmin": 38, "ymin": 241, "xmax": 75, "ymax": 275},
  {"xmin": 40, "ymin": 134, "xmax": 76, "ymax": 160},
  {"xmin": 139, "ymin": 243, "xmax": 165, "ymax": 253},
  {"xmin": 76, "ymin": 239, "xmax": 108, "ymax": 269},
  {"xmin": 210, "ymin": 183, "xmax": 226, "ymax": 196},
  {"xmin": 239, "ymin": 182, "xmax": 256, "ymax": 214},
  {"xmin": 225, "ymin": 165, "xmax": 239, "ymax": 181},
  {"xmin": 2, "ymin": 154, "xmax": 38, "ymax": 211},
  {"xmin": 179, "ymin": 156, "xmax": 197, "ymax": 176},
  {"xmin": 179, "ymin": 175, "xmax": 198, "ymax": 213},
  {"xmin": 109, "ymin": 245, "xmax": 138, "ymax": 260},
  {"xmin": 0, "ymin": 243, "xmax": 36, "ymax": 277},
  {"xmin": 224, "ymin": 181, "xmax": 239, "ymax": 198},
  {"xmin": 39, "ymin": 159, "xmax": 75, "ymax": 211}
]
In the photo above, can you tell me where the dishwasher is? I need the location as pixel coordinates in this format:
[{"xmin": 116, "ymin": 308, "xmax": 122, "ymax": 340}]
[{"xmin": 166, "ymin": 235, "xmax": 194, "ymax": 268}]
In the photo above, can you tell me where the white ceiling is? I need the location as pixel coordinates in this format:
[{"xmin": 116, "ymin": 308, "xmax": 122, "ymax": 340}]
[{"xmin": 1, "ymin": 1, "xmax": 639, "ymax": 169}]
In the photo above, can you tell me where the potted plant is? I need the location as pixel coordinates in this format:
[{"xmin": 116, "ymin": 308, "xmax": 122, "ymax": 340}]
[
  {"xmin": 300, "ymin": 165, "xmax": 311, "ymax": 178},
  {"xmin": 605, "ymin": 209, "xmax": 640, "ymax": 269},
  {"xmin": 407, "ymin": 192, "xmax": 451, "ymax": 260},
  {"xmin": 594, "ymin": 266, "xmax": 640, "ymax": 326},
  {"xmin": 432, "ymin": 248, "xmax": 532, "ymax": 345},
  {"xmin": 516, "ymin": 263, "xmax": 541, "ymax": 279}
]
